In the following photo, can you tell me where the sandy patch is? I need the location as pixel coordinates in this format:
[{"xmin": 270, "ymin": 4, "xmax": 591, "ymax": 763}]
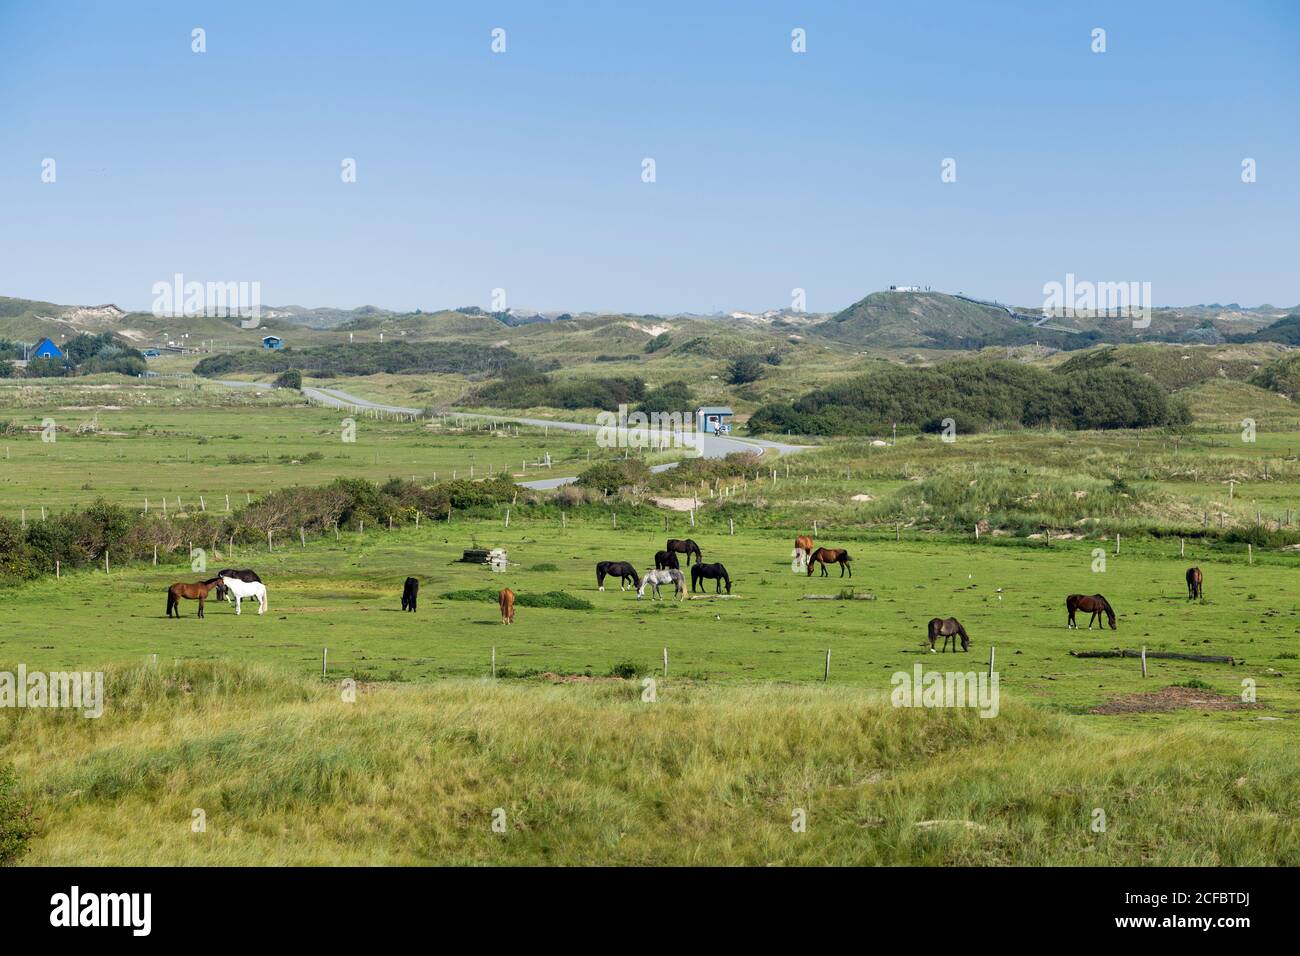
[
  {"xmin": 1089, "ymin": 685, "xmax": 1259, "ymax": 715},
  {"xmin": 650, "ymin": 496, "xmax": 699, "ymax": 512}
]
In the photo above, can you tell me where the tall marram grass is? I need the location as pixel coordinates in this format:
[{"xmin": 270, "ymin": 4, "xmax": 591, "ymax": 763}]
[{"xmin": 2, "ymin": 661, "xmax": 1297, "ymax": 865}]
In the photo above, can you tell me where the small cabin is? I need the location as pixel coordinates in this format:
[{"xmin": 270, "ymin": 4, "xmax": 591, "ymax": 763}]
[
  {"xmin": 261, "ymin": 335, "xmax": 284, "ymax": 350},
  {"xmin": 31, "ymin": 337, "xmax": 63, "ymax": 359},
  {"xmin": 697, "ymin": 406, "xmax": 734, "ymax": 435}
]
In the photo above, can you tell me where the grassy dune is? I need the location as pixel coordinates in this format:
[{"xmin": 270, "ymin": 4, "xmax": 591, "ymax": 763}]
[{"xmin": 7, "ymin": 660, "xmax": 1297, "ymax": 866}]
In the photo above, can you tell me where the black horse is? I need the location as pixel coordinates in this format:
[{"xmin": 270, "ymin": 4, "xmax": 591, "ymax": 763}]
[
  {"xmin": 596, "ymin": 561, "xmax": 641, "ymax": 592},
  {"xmin": 215, "ymin": 568, "xmax": 262, "ymax": 601},
  {"xmin": 691, "ymin": 562, "xmax": 731, "ymax": 594},
  {"xmin": 665, "ymin": 538, "xmax": 702, "ymax": 567},
  {"xmin": 401, "ymin": 577, "xmax": 419, "ymax": 612},
  {"xmin": 654, "ymin": 549, "xmax": 680, "ymax": 571}
]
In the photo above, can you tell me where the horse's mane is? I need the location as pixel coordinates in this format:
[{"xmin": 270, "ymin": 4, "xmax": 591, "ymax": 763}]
[{"xmin": 1097, "ymin": 595, "xmax": 1116, "ymax": 619}]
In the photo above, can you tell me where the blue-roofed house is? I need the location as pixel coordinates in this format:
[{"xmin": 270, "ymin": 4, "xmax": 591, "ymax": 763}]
[{"xmin": 31, "ymin": 337, "xmax": 63, "ymax": 359}]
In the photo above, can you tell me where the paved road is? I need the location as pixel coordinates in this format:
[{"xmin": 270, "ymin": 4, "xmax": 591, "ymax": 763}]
[{"xmin": 219, "ymin": 380, "xmax": 809, "ymax": 488}]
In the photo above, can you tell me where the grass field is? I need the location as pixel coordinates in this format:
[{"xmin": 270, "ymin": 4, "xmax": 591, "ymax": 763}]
[
  {"xmin": 3, "ymin": 375, "xmax": 1300, "ymax": 866},
  {"xmin": 9, "ymin": 662, "xmax": 1296, "ymax": 865},
  {"xmin": 0, "ymin": 381, "xmax": 622, "ymax": 512}
]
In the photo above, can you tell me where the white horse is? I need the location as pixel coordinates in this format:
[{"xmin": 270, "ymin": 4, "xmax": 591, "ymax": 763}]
[
  {"xmin": 220, "ymin": 576, "xmax": 267, "ymax": 615},
  {"xmin": 637, "ymin": 568, "xmax": 685, "ymax": 601}
]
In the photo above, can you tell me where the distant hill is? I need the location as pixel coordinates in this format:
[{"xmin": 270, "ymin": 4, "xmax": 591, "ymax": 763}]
[
  {"xmin": 1228, "ymin": 312, "xmax": 1300, "ymax": 345},
  {"xmin": 1053, "ymin": 343, "xmax": 1283, "ymax": 392},
  {"xmin": 810, "ymin": 291, "xmax": 1034, "ymax": 348}
]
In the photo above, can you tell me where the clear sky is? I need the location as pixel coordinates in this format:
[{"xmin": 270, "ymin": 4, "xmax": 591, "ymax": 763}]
[{"xmin": 1, "ymin": 0, "xmax": 1296, "ymax": 314}]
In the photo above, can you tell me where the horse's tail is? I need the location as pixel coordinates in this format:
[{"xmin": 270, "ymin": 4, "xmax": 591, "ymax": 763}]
[
  {"xmin": 166, "ymin": 590, "xmax": 175, "ymax": 616},
  {"xmin": 842, "ymin": 550, "xmax": 852, "ymax": 562}
]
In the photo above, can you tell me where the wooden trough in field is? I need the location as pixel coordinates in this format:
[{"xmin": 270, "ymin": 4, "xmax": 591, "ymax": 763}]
[{"xmin": 1070, "ymin": 649, "xmax": 1237, "ymax": 665}]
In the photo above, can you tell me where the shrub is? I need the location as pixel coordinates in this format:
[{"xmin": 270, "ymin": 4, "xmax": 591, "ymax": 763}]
[
  {"xmin": 0, "ymin": 763, "xmax": 34, "ymax": 865},
  {"xmin": 748, "ymin": 359, "xmax": 1189, "ymax": 435},
  {"xmin": 273, "ymin": 369, "xmax": 303, "ymax": 389},
  {"xmin": 439, "ymin": 588, "xmax": 593, "ymax": 610},
  {"xmin": 725, "ymin": 355, "xmax": 766, "ymax": 385},
  {"xmin": 574, "ymin": 459, "xmax": 650, "ymax": 492}
]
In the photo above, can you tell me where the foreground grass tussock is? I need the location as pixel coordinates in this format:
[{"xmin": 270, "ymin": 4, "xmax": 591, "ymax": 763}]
[{"xmin": 3, "ymin": 661, "xmax": 1297, "ymax": 865}]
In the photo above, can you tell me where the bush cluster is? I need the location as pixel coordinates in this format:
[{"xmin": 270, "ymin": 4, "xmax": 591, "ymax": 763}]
[{"xmin": 748, "ymin": 360, "xmax": 1190, "ymax": 435}]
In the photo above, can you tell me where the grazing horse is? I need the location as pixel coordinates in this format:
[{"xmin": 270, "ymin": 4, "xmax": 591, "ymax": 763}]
[
  {"xmin": 637, "ymin": 569, "xmax": 685, "ymax": 601},
  {"xmin": 1186, "ymin": 567, "xmax": 1204, "ymax": 600},
  {"xmin": 216, "ymin": 568, "xmax": 262, "ymax": 601},
  {"xmin": 499, "ymin": 588, "xmax": 516, "ymax": 624},
  {"xmin": 807, "ymin": 547, "xmax": 852, "ymax": 577},
  {"xmin": 691, "ymin": 562, "xmax": 732, "ymax": 594},
  {"xmin": 927, "ymin": 617, "xmax": 970, "ymax": 653},
  {"xmin": 1066, "ymin": 594, "xmax": 1116, "ymax": 630},
  {"xmin": 596, "ymin": 561, "xmax": 641, "ymax": 592},
  {"xmin": 401, "ymin": 576, "xmax": 419, "ymax": 612},
  {"xmin": 220, "ymin": 576, "xmax": 267, "ymax": 616},
  {"xmin": 166, "ymin": 577, "xmax": 223, "ymax": 618},
  {"xmin": 665, "ymin": 538, "xmax": 702, "ymax": 567},
  {"xmin": 792, "ymin": 535, "xmax": 815, "ymax": 571},
  {"xmin": 654, "ymin": 549, "xmax": 680, "ymax": 571}
]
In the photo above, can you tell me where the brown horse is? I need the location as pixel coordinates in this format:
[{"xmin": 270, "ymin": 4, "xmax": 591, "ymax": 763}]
[
  {"xmin": 807, "ymin": 547, "xmax": 852, "ymax": 577},
  {"xmin": 499, "ymin": 587, "xmax": 516, "ymax": 625},
  {"xmin": 1066, "ymin": 594, "xmax": 1116, "ymax": 630},
  {"xmin": 166, "ymin": 577, "xmax": 223, "ymax": 618},
  {"xmin": 665, "ymin": 538, "xmax": 702, "ymax": 567},
  {"xmin": 927, "ymin": 617, "xmax": 970, "ymax": 653},
  {"xmin": 794, "ymin": 535, "xmax": 814, "ymax": 554},
  {"xmin": 1186, "ymin": 567, "xmax": 1203, "ymax": 600}
]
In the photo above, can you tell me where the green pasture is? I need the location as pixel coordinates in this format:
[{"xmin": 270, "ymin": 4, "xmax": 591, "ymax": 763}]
[
  {"xmin": 2, "ymin": 520, "xmax": 1296, "ymax": 731},
  {"xmin": 0, "ymin": 399, "xmax": 601, "ymax": 513}
]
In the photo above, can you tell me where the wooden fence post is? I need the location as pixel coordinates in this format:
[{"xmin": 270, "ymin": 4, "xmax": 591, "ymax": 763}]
[
  {"xmin": 823, "ymin": 650, "xmax": 831, "ymax": 682},
  {"xmin": 988, "ymin": 645, "xmax": 996, "ymax": 680},
  {"xmin": 1141, "ymin": 646, "xmax": 1148, "ymax": 678},
  {"xmin": 322, "ymin": 647, "xmax": 328, "ymax": 677},
  {"xmin": 663, "ymin": 647, "xmax": 668, "ymax": 677}
]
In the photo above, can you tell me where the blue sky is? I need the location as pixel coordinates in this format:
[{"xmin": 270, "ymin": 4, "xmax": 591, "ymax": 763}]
[{"xmin": 1, "ymin": 0, "xmax": 1296, "ymax": 314}]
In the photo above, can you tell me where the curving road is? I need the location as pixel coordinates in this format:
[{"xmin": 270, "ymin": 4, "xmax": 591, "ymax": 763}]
[{"xmin": 219, "ymin": 380, "xmax": 808, "ymax": 488}]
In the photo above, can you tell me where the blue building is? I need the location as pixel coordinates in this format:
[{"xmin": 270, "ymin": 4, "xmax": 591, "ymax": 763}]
[
  {"xmin": 261, "ymin": 335, "xmax": 284, "ymax": 349},
  {"xmin": 31, "ymin": 337, "xmax": 63, "ymax": 359},
  {"xmin": 697, "ymin": 406, "xmax": 734, "ymax": 435}
]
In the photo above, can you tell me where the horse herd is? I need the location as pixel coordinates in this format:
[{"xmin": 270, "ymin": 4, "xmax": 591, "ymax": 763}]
[
  {"xmin": 165, "ymin": 569, "xmax": 266, "ymax": 618},
  {"xmin": 597, "ymin": 538, "xmax": 731, "ymax": 600},
  {"xmin": 160, "ymin": 541, "xmax": 1209, "ymax": 652}
]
